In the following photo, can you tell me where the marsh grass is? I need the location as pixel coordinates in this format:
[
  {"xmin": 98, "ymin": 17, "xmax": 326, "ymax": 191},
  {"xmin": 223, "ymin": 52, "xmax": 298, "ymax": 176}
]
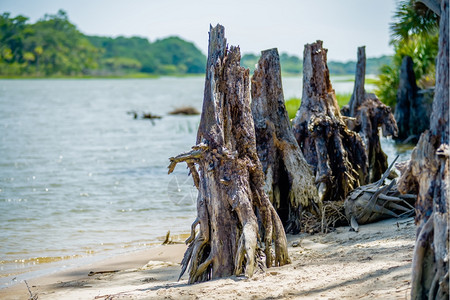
[{"xmin": 284, "ymin": 92, "xmax": 352, "ymax": 120}]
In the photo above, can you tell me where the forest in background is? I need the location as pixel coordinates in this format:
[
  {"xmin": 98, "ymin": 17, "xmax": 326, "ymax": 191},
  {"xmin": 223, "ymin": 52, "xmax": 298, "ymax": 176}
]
[{"xmin": 0, "ymin": 10, "xmax": 391, "ymax": 78}]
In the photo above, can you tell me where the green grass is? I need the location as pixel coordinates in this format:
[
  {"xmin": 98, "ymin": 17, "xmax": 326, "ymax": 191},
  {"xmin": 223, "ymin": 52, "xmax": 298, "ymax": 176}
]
[
  {"xmin": 285, "ymin": 98, "xmax": 301, "ymax": 120},
  {"xmin": 284, "ymin": 92, "xmax": 352, "ymax": 120}
]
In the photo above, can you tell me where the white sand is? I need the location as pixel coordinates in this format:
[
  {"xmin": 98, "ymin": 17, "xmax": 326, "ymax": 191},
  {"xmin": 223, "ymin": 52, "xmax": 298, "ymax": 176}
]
[{"xmin": 0, "ymin": 217, "xmax": 415, "ymax": 299}]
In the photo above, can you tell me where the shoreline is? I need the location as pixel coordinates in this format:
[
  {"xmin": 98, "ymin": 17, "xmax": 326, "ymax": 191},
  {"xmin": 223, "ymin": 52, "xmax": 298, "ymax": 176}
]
[
  {"xmin": 0, "ymin": 217, "xmax": 415, "ymax": 299},
  {"xmin": 0, "ymin": 243, "xmax": 187, "ymax": 299}
]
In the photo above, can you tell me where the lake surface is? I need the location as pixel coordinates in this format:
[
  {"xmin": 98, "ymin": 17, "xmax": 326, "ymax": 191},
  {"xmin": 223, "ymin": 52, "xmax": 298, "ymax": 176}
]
[{"xmin": 0, "ymin": 76, "xmax": 411, "ymax": 287}]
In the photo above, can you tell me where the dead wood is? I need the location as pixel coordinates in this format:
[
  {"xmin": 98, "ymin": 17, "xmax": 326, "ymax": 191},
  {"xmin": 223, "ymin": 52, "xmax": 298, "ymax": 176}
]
[
  {"xmin": 394, "ymin": 56, "xmax": 433, "ymax": 143},
  {"xmin": 344, "ymin": 157, "xmax": 416, "ymax": 231},
  {"xmin": 168, "ymin": 106, "xmax": 200, "ymax": 115},
  {"xmin": 343, "ymin": 46, "xmax": 398, "ymax": 182},
  {"xmin": 397, "ymin": 1, "xmax": 449, "ymax": 298},
  {"xmin": 168, "ymin": 25, "xmax": 290, "ymax": 284},
  {"xmin": 251, "ymin": 48, "xmax": 320, "ymax": 234},
  {"xmin": 292, "ymin": 40, "xmax": 368, "ymax": 203}
]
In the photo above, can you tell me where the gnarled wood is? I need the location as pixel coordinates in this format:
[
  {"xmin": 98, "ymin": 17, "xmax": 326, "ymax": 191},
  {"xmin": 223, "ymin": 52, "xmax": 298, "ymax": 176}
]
[
  {"xmin": 343, "ymin": 46, "xmax": 398, "ymax": 182},
  {"xmin": 397, "ymin": 0, "xmax": 449, "ymax": 298},
  {"xmin": 169, "ymin": 25, "xmax": 290, "ymax": 284},
  {"xmin": 251, "ymin": 48, "xmax": 320, "ymax": 234},
  {"xmin": 292, "ymin": 41, "xmax": 368, "ymax": 203},
  {"xmin": 344, "ymin": 157, "xmax": 416, "ymax": 231}
]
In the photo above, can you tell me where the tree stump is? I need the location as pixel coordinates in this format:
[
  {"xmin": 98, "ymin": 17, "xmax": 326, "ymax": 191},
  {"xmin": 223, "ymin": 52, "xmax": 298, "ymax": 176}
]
[
  {"xmin": 251, "ymin": 48, "xmax": 320, "ymax": 234},
  {"xmin": 292, "ymin": 40, "xmax": 368, "ymax": 203},
  {"xmin": 397, "ymin": 0, "xmax": 449, "ymax": 298},
  {"xmin": 394, "ymin": 55, "xmax": 434, "ymax": 143},
  {"xmin": 343, "ymin": 46, "xmax": 398, "ymax": 182},
  {"xmin": 168, "ymin": 25, "xmax": 290, "ymax": 284}
]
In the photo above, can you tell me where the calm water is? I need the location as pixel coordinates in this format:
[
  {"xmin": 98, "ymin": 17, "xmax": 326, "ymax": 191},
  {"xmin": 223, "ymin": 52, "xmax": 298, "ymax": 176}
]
[{"xmin": 0, "ymin": 76, "xmax": 411, "ymax": 287}]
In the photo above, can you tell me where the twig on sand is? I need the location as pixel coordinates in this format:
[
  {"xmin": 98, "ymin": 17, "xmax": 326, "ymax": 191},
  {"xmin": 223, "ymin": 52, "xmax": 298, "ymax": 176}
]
[
  {"xmin": 24, "ymin": 280, "xmax": 38, "ymax": 300},
  {"xmin": 88, "ymin": 270, "xmax": 120, "ymax": 276}
]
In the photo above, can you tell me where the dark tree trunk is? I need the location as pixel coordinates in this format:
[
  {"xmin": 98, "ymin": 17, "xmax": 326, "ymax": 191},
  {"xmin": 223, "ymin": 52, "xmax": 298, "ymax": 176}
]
[
  {"xmin": 168, "ymin": 25, "xmax": 290, "ymax": 284},
  {"xmin": 343, "ymin": 46, "xmax": 398, "ymax": 183},
  {"xmin": 292, "ymin": 40, "xmax": 368, "ymax": 203},
  {"xmin": 348, "ymin": 46, "xmax": 366, "ymax": 117},
  {"xmin": 397, "ymin": 0, "xmax": 449, "ymax": 299},
  {"xmin": 251, "ymin": 48, "xmax": 320, "ymax": 234},
  {"xmin": 394, "ymin": 56, "xmax": 434, "ymax": 143}
]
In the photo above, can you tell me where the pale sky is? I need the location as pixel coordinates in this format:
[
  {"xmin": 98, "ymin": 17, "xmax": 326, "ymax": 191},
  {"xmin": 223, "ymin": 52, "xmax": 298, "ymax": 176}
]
[{"xmin": 1, "ymin": 0, "xmax": 397, "ymax": 61}]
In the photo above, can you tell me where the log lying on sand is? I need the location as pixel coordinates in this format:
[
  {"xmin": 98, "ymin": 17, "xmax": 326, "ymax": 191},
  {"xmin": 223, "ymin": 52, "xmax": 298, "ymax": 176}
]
[
  {"xmin": 168, "ymin": 25, "xmax": 289, "ymax": 284},
  {"xmin": 342, "ymin": 46, "xmax": 398, "ymax": 183},
  {"xmin": 344, "ymin": 157, "xmax": 416, "ymax": 232},
  {"xmin": 397, "ymin": 0, "xmax": 449, "ymax": 298},
  {"xmin": 251, "ymin": 48, "xmax": 320, "ymax": 234},
  {"xmin": 292, "ymin": 41, "xmax": 368, "ymax": 203}
]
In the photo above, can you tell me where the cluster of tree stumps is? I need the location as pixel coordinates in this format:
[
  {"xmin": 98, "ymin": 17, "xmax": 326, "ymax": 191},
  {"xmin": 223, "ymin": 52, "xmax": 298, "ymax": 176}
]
[{"xmin": 168, "ymin": 16, "xmax": 447, "ymax": 297}]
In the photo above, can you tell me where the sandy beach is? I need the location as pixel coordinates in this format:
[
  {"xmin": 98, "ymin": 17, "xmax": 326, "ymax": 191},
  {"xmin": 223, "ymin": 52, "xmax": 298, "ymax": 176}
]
[{"xmin": 0, "ymin": 217, "xmax": 415, "ymax": 300}]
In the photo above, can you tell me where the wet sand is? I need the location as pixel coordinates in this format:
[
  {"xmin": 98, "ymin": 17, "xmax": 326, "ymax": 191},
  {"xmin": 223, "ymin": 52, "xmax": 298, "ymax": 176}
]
[{"xmin": 0, "ymin": 217, "xmax": 415, "ymax": 299}]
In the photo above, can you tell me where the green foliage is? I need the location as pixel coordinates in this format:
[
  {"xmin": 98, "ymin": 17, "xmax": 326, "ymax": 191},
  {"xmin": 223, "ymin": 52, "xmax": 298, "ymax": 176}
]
[
  {"xmin": 390, "ymin": 0, "xmax": 438, "ymax": 43},
  {"xmin": 335, "ymin": 92, "xmax": 352, "ymax": 107},
  {"xmin": 284, "ymin": 97, "xmax": 301, "ymax": 120},
  {"xmin": 150, "ymin": 37, "xmax": 206, "ymax": 74},
  {"xmin": 280, "ymin": 53, "xmax": 302, "ymax": 74},
  {"xmin": 375, "ymin": 0, "xmax": 438, "ymax": 107},
  {"xmin": 241, "ymin": 53, "xmax": 258, "ymax": 71},
  {"xmin": 0, "ymin": 10, "xmax": 100, "ymax": 76},
  {"xmin": 0, "ymin": 11, "xmax": 206, "ymax": 77}
]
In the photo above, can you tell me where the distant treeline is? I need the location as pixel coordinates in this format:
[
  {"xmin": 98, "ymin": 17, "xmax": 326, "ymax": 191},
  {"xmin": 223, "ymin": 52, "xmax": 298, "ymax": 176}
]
[
  {"xmin": 0, "ymin": 10, "xmax": 206, "ymax": 77},
  {"xmin": 0, "ymin": 10, "xmax": 391, "ymax": 77},
  {"xmin": 241, "ymin": 53, "xmax": 392, "ymax": 75}
]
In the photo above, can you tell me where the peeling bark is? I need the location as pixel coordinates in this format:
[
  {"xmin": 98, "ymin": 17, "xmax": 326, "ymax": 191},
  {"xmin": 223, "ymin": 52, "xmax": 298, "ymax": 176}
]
[
  {"xmin": 169, "ymin": 25, "xmax": 290, "ymax": 284},
  {"xmin": 251, "ymin": 48, "xmax": 320, "ymax": 234},
  {"xmin": 292, "ymin": 41, "xmax": 368, "ymax": 203},
  {"xmin": 397, "ymin": 0, "xmax": 449, "ymax": 298}
]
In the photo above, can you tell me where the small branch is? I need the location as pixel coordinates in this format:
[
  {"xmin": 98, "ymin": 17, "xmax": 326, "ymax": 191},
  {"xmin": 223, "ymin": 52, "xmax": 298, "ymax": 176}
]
[
  {"xmin": 88, "ymin": 270, "xmax": 119, "ymax": 276},
  {"xmin": 168, "ymin": 148, "xmax": 204, "ymax": 174},
  {"xmin": 24, "ymin": 280, "xmax": 38, "ymax": 300},
  {"xmin": 185, "ymin": 217, "xmax": 199, "ymax": 244}
]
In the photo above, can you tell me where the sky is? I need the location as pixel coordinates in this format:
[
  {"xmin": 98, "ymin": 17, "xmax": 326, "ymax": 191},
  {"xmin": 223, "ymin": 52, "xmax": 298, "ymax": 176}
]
[{"xmin": 1, "ymin": 0, "xmax": 398, "ymax": 62}]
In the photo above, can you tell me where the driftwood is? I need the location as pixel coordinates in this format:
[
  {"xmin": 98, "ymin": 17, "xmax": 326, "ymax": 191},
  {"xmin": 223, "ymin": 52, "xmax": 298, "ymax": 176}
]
[
  {"xmin": 394, "ymin": 55, "xmax": 434, "ymax": 143},
  {"xmin": 168, "ymin": 106, "xmax": 200, "ymax": 115},
  {"xmin": 251, "ymin": 48, "xmax": 320, "ymax": 234},
  {"xmin": 292, "ymin": 40, "xmax": 368, "ymax": 203},
  {"xmin": 397, "ymin": 0, "xmax": 449, "ymax": 299},
  {"xmin": 168, "ymin": 25, "xmax": 289, "ymax": 284},
  {"xmin": 343, "ymin": 46, "xmax": 398, "ymax": 182},
  {"xmin": 344, "ymin": 157, "xmax": 416, "ymax": 232}
]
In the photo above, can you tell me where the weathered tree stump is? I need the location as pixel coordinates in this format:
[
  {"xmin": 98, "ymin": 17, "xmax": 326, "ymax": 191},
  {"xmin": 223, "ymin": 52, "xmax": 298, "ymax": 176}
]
[
  {"xmin": 343, "ymin": 46, "xmax": 398, "ymax": 183},
  {"xmin": 292, "ymin": 40, "xmax": 368, "ymax": 203},
  {"xmin": 397, "ymin": 0, "xmax": 449, "ymax": 298},
  {"xmin": 251, "ymin": 48, "xmax": 320, "ymax": 234},
  {"xmin": 394, "ymin": 55, "xmax": 434, "ymax": 143},
  {"xmin": 168, "ymin": 25, "xmax": 290, "ymax": 284}
]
